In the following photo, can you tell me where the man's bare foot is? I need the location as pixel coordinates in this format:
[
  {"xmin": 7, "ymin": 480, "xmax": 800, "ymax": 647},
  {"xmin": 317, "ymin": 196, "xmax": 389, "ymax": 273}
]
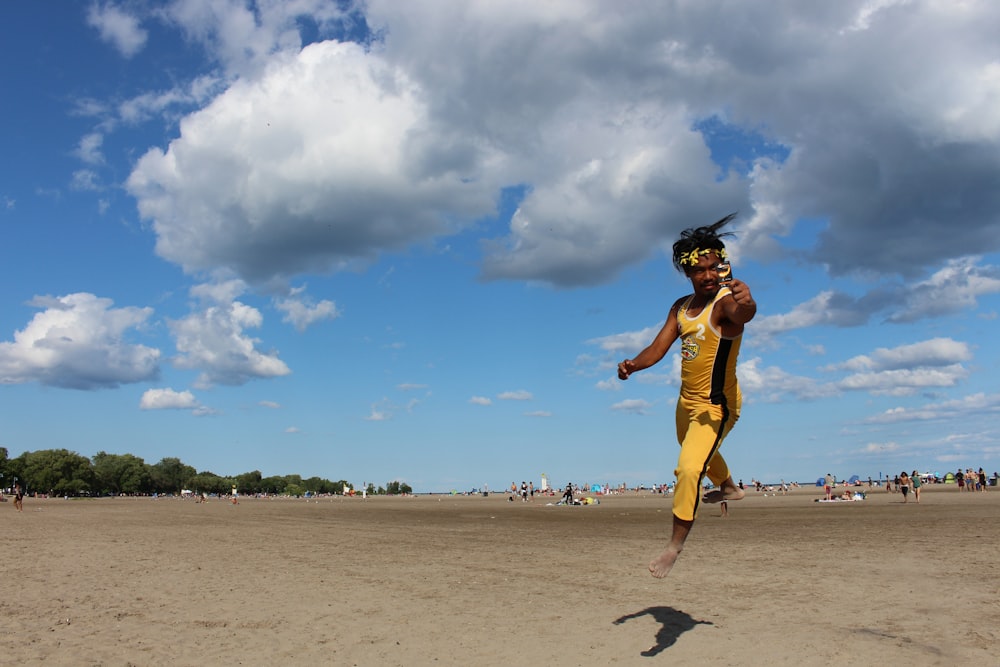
[
  {"xmin": 648, "ymin": 546, "xmax": 680, "ymax": 578},
  {"xmin": 702, "ymin": 486, "xmax": 745, "ymax": 504}
]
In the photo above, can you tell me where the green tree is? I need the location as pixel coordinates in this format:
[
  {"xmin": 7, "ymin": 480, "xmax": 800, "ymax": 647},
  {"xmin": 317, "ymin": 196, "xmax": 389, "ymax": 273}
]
[
  {"xmin": 15, "ymin": 449, "xmax": 96, "ymax": 496},
  {"xmin": 302, "ymin": 477, "xmax": 333, "ymax": 493},
  {"xmin": 385, "ymin": 480, "xmax": 411, "ymax": 495},
  {"xmin": 92, "ymin": 452, "xmax": 151, "ymax": 495},
  {"xmin": 259, "ymin": 475, "xmax": 287, "ymax": 494},
  {"xmin": 0, "ymin": 446, "xmax": 8, "ymax": 490},
  {"xmin": 0, "ymin": 447, "xmax": 393, "ymax": 497},
  {"xmin": 235, "ymin": 470, "xmax": 262, "ymax": 494},
  {"xmin": 189, "ymin": 471, "xmax": 227, "ymax": 495},
  {"xmin": 150, "ymin": 457, "xmax": 196, "ymax": 494}
]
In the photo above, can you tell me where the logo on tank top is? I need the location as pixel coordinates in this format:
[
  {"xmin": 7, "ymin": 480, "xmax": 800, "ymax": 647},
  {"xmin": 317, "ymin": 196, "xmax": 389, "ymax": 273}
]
[{"xmin": 681, "ymin": 335, "xmax": 699, "ymax": 361}]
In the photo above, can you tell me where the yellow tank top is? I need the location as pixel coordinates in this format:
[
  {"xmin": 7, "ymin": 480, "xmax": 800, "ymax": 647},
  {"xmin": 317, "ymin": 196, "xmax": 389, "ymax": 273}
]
[{"xmin": 677, "ymin": 287, "xmax": 742, "ymax": 406}]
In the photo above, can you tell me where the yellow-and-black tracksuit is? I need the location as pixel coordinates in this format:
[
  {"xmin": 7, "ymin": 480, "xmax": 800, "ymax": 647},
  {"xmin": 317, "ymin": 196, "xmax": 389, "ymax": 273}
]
[{"xmin": 672, "ymin": 286, "xmax": 743, "ymax": 521}]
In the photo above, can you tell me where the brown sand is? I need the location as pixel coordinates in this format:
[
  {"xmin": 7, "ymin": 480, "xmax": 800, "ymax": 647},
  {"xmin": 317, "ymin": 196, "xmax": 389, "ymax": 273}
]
[{"xmin": 1, "ymin": 485, "xmax": 997, "ymax": 666}]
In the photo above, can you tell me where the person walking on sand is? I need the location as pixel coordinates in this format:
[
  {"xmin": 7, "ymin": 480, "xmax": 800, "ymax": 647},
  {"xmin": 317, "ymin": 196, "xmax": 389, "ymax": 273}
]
[
  {"xmin": 911, "ymin": 471, "xmax": 922, "ymax": 503},
  {"xmin": 561, "ymin": 483, "xmax": 574, "ymax": 505},
  {"xmin": 618, "ymin": 214, "xmax": 756, "ymax": 578},
  {"xmin": 13, "ymin": 483, "xmax": 24, "ymax": 512},
  {"xmin": 899, "ymin": 471, "xmax": 910, "ymax": 503}
]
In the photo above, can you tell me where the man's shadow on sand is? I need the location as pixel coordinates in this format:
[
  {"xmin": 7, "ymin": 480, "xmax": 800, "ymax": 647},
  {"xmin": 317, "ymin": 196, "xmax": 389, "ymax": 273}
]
[{"xmin": 613, "ymin": 606, "xmax": 713, "ymax": 657}]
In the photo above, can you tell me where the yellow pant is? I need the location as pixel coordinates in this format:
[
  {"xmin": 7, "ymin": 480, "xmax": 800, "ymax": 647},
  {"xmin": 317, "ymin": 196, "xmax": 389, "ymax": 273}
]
[{"xmin": 673, "ymin": 395, "xmax": 740, "ymax": 521}]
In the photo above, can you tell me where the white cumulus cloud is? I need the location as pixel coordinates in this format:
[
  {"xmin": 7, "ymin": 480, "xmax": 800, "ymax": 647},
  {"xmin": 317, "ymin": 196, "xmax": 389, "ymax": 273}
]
[
  {"xmin": 611, "ymin": 398, "xmax": 652, "ymax": 415},
  {"xmin": 169, "ymin": 283, "xmax": 291, "ymax": 388},
  {"xmin": 140, "ymin": 387, "xmax": 197, "ymax": 410},
  {"xmin": 127, "ymin": 40, "xmax": 497, "ymax": 283},
  {"xmin": 275, "ymin": 286, "xmax": 339, "ymax": 332},
  {"xmin": 498, "ymin": 390, "xmax": 533, "ymax": 401},
  {"xmin": 0, "ymin": 293, "xmax": 159, "ymax": 389},
  {"xmin": 87, "ymin": 2, "xmax": 148, "ymax": 58},
  {"xmin": 834, "ymin": 338, "xmax": 972, "ymax": 372}
]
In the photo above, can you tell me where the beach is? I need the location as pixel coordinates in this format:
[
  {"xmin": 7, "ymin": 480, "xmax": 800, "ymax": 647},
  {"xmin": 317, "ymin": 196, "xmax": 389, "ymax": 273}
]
[{"xmin": 1, "ymin": 484, "xmax": 997, "ymax": 666}]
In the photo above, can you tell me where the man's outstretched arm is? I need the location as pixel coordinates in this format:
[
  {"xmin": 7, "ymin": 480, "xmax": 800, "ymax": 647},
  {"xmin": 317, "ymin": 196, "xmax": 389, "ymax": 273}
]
[
  {"xmin": 618, "ymin": 299, "xmax": 683, "ymax": 379},
  {"xmin": 721, "ymin": 279, "xmax": 756, "ymax": 325}
]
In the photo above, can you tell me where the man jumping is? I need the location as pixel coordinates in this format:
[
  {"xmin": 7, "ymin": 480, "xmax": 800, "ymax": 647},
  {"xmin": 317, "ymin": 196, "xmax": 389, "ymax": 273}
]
[{"xmin": 618, "ymin": 214, "xmax": 756, "ymax": 578}]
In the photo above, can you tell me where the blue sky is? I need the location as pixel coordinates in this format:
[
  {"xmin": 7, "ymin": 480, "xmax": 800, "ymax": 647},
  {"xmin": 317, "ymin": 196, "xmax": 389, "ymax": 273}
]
[{"xmin": 2, "ymin": 1, "xmax": 999, "ymax": 492}]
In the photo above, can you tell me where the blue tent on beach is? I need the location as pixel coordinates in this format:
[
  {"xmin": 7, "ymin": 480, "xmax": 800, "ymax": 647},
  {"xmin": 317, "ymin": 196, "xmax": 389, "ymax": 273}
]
[{"xmin": 815, "ymin": 477, "xmax": 824, "ymax": 487}]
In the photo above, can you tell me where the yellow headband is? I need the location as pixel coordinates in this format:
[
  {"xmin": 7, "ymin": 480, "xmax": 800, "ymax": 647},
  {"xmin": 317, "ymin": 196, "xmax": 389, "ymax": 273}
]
[{"xmin": 681, "ymin": 247, "xmax": 727, "ymax": 266}]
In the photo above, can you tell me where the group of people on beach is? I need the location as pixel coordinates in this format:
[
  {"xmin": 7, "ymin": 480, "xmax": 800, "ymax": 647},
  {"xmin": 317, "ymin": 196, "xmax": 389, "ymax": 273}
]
[
  {"xmin": 508, "ymin": 481, "xmax": 535, "ymax": 502},
  {"xmin": 954, "ymin": 467, "xmax": 991, "ymax": 492},
  {"xmin": 884, "ymin": 467, "xmax": 993, "ymax": 501}
]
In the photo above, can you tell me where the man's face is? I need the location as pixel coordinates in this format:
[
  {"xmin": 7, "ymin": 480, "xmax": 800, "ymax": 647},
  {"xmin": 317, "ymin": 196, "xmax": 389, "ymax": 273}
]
[{"xmin": 683, "ymin": 252, "xmax": 722, "ymax": 295}]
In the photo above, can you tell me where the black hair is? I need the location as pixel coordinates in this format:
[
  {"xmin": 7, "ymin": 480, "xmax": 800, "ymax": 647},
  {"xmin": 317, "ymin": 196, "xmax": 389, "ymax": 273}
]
[{"xmin": 671, "ymin": 213, "xmax": 738, "ymax": 272}]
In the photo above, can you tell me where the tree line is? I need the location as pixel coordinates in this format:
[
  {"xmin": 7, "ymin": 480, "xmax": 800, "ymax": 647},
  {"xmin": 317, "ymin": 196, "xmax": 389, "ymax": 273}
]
[{"xmin": 0, "ymin": 447, "xmax": 412, "ymax": 497}]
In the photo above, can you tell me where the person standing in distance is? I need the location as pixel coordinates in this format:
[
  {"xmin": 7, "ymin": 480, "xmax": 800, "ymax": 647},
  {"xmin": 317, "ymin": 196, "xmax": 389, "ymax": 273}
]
[{"xmin": 618, "ymin": 214, "xmax": 757, "ymax": 578}]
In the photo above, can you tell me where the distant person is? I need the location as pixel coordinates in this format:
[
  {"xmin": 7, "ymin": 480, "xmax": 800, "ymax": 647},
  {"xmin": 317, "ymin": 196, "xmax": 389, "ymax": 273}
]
[
  {"xmin": 231, "ymin": 485, "xmax": 239, "ymax": 505},
  {"xmin": 520, "ymin": 481, "xmax": 528, "ymax": 502},
  {"xmin": 13, "ymin": 484, "xmax": 24, "ymax": 512},
  {"xmin": 562, "ymin": 483, "xmax": 574, "ymax": 505},
  {"xmin": 899, "ymin": 472, "xmax": 910, "ymax": 503},
  {"xmin": 824, "ymin": 473, "xmax": 834, "ymax": 500},
  {"xmin": 618, "ymin": 214, "xmax": 756, "ymax": 578},
  {"xmin": 955, "ymin": 469, "xmax": 965, "ymax": 491},
  {"xmin": 911, "ymin": 471, "xmax": 922, "ymax": 503},
  {"xmin": 978, "ymin": 468, "xmax": 987, "ymax": 492}
]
